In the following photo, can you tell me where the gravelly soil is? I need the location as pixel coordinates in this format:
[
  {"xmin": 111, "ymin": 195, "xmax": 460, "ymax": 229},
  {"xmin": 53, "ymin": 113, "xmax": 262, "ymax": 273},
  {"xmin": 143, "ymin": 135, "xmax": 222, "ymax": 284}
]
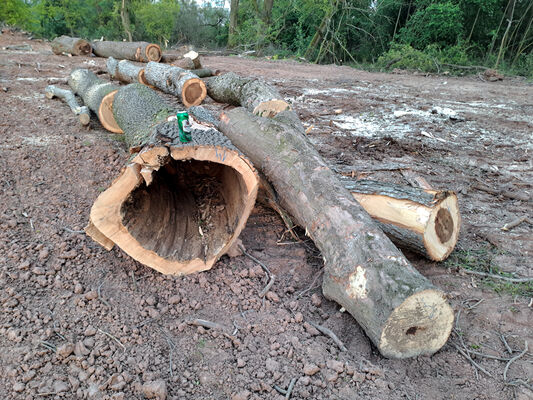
[{"xmin": 1, "ymin": 31, "xmax": 532, "ymax": 400}]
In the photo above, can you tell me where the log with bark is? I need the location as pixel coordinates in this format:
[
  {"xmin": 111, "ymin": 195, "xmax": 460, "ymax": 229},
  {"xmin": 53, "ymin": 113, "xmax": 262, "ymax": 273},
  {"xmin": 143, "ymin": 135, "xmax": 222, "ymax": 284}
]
[
  {"xmin": 92, "ymin": 40, "xmax": 162, "ymax": 62},
  {"xmin": 68, "ymin": 69, "xmax": 122, "ymax": 133},
  {"xmin": 143, "ymin": 62, "xmax": 207, "ymax": 107},
  {"xmin": 340, "ymin": 178, "xmax": 460, "ymax": 261},
  {"xmin": 206, "ymin": 72, "xmax": 290, "ymax": 118},
  {"xmin": 215, "ymin": 107, "xmax": 454, "ymax": 359},
  {"xmin": 106, "ymin": 57, "xmax": 151, "ymax": 86},
  {"xmin": 51, "ymin": 35, "xmax": 92, "ymax": 56},
  {"xmin": 86, "ymin": 83, "xmax": 258, "ymax": 275},
  {"xmin": 162, "ymin": 50, "xmax": 202, "ymax": 69},
  {"xmin": 45, "ymin": 85, "xmax": 91, "ymax": 126},
  {"xmin": 191, "ymin": 68, "xmax": 220, "ymax": 78}
]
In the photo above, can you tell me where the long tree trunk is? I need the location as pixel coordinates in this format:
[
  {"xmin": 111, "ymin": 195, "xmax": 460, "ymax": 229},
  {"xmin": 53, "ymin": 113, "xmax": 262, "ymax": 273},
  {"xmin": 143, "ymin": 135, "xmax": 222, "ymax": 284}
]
[
  {"xmin": 495, "ymin": 0, "xmax": 516, "ymax": 68},
  {"xmin": 51, "ymin": 35, "xmax": 92, "ymax": 56},
  {"xmin": 206, "ymin": 72, "xmax": 290, "ymax": 117},
  {"xmin": 217, "ymin": 107, "xmax": 454, "ymax": 359},
  {"xmin": 92, "ymin": 41, "xmax": 162, "ymax": 62},
  {"xmin": 229, "ymin": 0, "xmax": 240, "ymax": 47},
  {"xmin": 45, "ymin": 85, "xmax": 91, "ymax": 125},
  {"xmin": 85, "ymin": 82, "xmax": 258, "ymax": 275},
  {"xmin": 120, "ymin": 0, "xmax": 133, "ymax": 42},
  {"xmin": 106, "ymin": 57, "xmax": 151, "ymax": 86},
  {"xmin": 143, "ymin": 62, "xmax": 207, "ymax": 107},
  {"xmin": 68, "ymin": 69, "xmax": 122, "ymax": 133},
  {"xmin": 304, "ymin": 0, "xmax": 339, "ymax": 61},
  {"xmin": 263, "ymin": 0, "xmax": 274, "ymax": 26}
]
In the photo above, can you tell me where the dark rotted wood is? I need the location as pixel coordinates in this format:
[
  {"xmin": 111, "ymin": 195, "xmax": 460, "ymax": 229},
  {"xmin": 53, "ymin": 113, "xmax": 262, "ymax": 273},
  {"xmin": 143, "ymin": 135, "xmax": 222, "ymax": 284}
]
[
  {"xmin": 51, "ymin": 36, "xmax": 92, "ymax": 56},
  {"xmin": 217, "ymin": 107, "xmax": 454, "ymax": 359}
]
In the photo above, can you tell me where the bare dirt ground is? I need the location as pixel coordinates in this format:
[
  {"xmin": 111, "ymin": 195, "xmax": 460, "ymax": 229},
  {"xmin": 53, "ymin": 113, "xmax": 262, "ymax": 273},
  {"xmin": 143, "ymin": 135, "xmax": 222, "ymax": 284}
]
[{"xmin": 1, "ymin": 31, "xmax": 532, "ymax": 400}]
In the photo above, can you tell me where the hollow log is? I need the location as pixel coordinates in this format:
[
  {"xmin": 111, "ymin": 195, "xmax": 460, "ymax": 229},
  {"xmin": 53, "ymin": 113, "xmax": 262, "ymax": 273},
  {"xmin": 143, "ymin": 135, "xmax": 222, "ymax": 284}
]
[
  {"xmin": 45, "ymin": 85, "xmax": 90, "ymax": 125},
  {"xmin": 51, "ymin": 35, "xmax": 92, "ymax": 56},
  {"xmin": 340, "ymin": 179, "xmax": 460, "ymax": 261},
  {"xmin": 143, "ymin": 62, "xmax": 207, "ymax": 108},
  {"xmin": 86, "ymin": 83, "xmax": 258, "ymax": 275},
  {"xmin": 162, "ymin": 50, "xmax": 201, "ymax": 68},
  {"xmin": 206, "ymin": 72, "xmax": 290, "ymax": 118},
  {"xmin": 92, "ymin": 40, "xmax": 161, "ymax": 62},
  {"xmin": 106, "ymin": 57, "xmax": 150, "ymax": 86},
  {"xmin": 68, "ymin": 69, "xmax": 122, "ymax": 133},
  {"xmin": 218, "ymin": 107, "xmax": 454, "ymax": 359}
]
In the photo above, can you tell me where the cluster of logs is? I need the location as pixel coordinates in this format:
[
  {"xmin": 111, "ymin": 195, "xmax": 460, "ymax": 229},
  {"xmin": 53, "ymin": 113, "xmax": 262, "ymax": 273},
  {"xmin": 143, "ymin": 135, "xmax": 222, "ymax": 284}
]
[{"xmin": 46, "ymin": 39, "xmax": 460, "ymax": 359}]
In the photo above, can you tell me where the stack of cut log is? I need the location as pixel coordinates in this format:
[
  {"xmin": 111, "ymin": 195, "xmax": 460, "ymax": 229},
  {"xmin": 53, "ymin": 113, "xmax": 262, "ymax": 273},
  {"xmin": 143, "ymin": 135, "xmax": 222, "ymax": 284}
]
[{"xmin": 46, "ymin": 59, "xmax": 459, "ymax": 359}]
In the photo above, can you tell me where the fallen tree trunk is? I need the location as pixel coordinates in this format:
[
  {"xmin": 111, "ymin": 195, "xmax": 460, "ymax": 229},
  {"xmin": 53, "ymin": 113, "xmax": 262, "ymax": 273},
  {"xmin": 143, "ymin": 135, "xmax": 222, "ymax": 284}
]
[
  {"xmin": 143, "ymin": 62, "xmax": 207, "ymax": 107},
  {"xmin": 45, "ymin": 85, "xmax": 91, "ymax": 125},
  {"xmin": 339, "ymin": 178, "xmax": 460, "ymax": 261},
  {"xmin": 68, "ymin": 69, "xmax": 122, "ymax": 133},
  {"xmin": 206, "ymin": 72, "xmax": 290, "ymax": 118},
  {"xmin": 162, "ymin": 50, "xmax": 201, "ymax": 68},
  {"xmin": 218, "ymin": 107, "xmax": 454, "ymax": 359},
  {"xmin": 86, "ymin": 83, "xmax": 258, "ymax": 275},
  {"xmin": 51, "ymin": 35, "xmax": 92, "ymax": 56},
  {"xmin": 92, "ymin": 40, "xmax": 161, "ymax": 62},
  {"xmin": 106, "ymin": 57, "xmax": 150, "ymax": 86},
  {"xmin": 191, "ymin": 68, "xmax": 219, "ymax": 78}
]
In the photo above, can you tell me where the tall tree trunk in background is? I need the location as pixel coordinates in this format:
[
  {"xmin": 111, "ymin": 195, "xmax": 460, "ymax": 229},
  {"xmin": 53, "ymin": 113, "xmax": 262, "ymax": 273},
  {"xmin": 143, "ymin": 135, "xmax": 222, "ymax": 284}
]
[
  {"xmin": 495, "ymin": 0, "xmax": 516, "ymax": 68},
  {"xmin": 121, "ymin": 0, "xmax": 133, "ymax": 42},
  {"xmin": 228, "ymin": 0, "xmax": 240, "ymax": 47},
  {"xmin": 263, "ymin": 0, "xmax": 274, "ymax": 26},
  {"xmin": 304, "ymin": 0, "xmax": 339, "ymax": 61}
]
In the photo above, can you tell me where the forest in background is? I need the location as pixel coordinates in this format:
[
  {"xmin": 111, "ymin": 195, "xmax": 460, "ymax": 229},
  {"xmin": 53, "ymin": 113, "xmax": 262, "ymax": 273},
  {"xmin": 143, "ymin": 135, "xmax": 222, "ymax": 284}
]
[{"xmin": 2, "ymin": 0, "xmax": 532, "ymax": 77}]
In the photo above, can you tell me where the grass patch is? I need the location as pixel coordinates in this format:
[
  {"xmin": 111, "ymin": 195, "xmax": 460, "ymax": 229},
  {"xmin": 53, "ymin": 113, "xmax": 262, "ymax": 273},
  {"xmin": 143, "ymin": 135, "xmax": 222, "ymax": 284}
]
[{"xmin": 445, "ymin": 247, "xmax": 533, "ymax": 297}]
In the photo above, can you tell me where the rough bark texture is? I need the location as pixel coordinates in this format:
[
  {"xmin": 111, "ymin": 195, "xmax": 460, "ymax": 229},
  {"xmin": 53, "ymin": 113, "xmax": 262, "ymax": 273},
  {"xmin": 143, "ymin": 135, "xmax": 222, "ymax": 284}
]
[
  {"xmin": 162, "ymin": 50, "xmax": 201, "ymax": 69},
  {"xmin": 68, "ymin": 69, "xmax": 122, "ymax": 133},
  {"xmin": 218, "ymin": 107, "xmax": 454, "ymax": 359},
  {"xmin": 339, "ymin": 178, "xmax": 460, "ymax": 261},
  {"xmin": 192, "ymin": 68, "xmax": 219, "ymax": 78},
  {"xmin": 86, "ymin": 83, "xmax": 258, "ymax": 275},
  {"xmin": 206, "ymin": 72, "xmax": 290, "ymax": 117},
  {"xmin": 92, "ymin": 41, "xmax": 161, "ymax": 62},
  {"xmin": 45, "ymin": 85, "xmax": 90, "ymax": 125},
  {"xmin": 143, "ymin": 62, "xmax": 207, "ymax": 107},
  {"xmin": 106, "ymin": 57, "xmax": 146, "ymax": 85},
  {"xmin": 51, "ymin": 36, "xmax": 92, "ymax": 56}
]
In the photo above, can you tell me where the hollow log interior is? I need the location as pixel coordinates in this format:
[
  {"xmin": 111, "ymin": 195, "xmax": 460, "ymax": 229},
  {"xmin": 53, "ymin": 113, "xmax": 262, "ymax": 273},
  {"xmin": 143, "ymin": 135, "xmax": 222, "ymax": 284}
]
[{"xmin": 121, "ymin": 159, "xmax": 246, "ymax": 262}]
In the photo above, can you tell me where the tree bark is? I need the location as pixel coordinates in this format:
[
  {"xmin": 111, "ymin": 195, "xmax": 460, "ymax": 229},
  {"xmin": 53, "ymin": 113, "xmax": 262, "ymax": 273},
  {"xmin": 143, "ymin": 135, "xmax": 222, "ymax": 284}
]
[
  {"xmin": 68, "ymin": 69, "xmax": 122, "ymax": 133},
  {"xmin": 106, "ymin": 57, "xmax": 151, "ymax": 86},
  {"xmin": 205, "ymin": 72, "xmax": 290, "ymax": 117},
  {"xmin": 86, "ymin": 83, "xmax": 258, "ymax": 275},
  {"xmin": 192, "ymin": 68, "xmax": 220, "ymax": 78},
  {"xmin": 143, "ymin": 62, "xmax": 207, "ymax": 107},
  {"xmin": 162, "ymin": 50, "xmax": 202, "ymax": 69},
  {"xmin": 229, "ymin": 0, "xmax": 240, "ymax": 47},
  {"xmin": 339, "ymin": 179, "xmax": 460, "ymax": 261},
  {"xmin": 92, "ymin": 41, "xmax": 162, "ymax": 62},
  {"xmin": 51, "ymin": 35, "xmax": 92, "ymax": 56},
  {"xmin": 217, "ymin": 107, "xmax": 454, "ymax": 359},
  {"xmin": 44, "ymin": 85, "xmax": 90, "ymax": 125},
  {"xmin": 120, "ymin": 0, "xmax": 133, "ymax": 42}
]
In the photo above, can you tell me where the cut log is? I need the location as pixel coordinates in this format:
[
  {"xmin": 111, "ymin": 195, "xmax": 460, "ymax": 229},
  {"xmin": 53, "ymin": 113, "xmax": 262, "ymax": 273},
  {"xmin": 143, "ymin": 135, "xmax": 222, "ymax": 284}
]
[
  {"xmin": 143, "ymin": 62, "xmax": 207, "ymax": 108},
  {"xmin": 106, "ymin": 57, "xmax": 151, "ymax": 86},
  {"xmin": 206, "ymin": 72, "xmax": 290, "ymax": 118},
  {"xmin": 68, "ymin": 69, "xmax": 122, "ymax": 133},
  {"xmin": 87, "ymin": 83, "xmax": 258, "ymax": 275},
  {"xmin": 340, "ymin": 179, "xmax": 460, "ymax": 261},
  {"xmin": 192, "ymin": 68, "xmax": 220, "ymax": 78},
  {"xmin": 45, "ymin": 85, "xmax": 91, "ymax": 125},
  {"xmin": 162, "ymin": 50, "xmax": 201, "ymax": 68},
  {"xmin": 92, "ymin": 40, "xmax": 162, "ymax": 62},
  {"xmin": 51, "ymin": 35, "xmax": 92, "ymax": 56},
  {"xmin": 218, "ymin": 107, "xmax": 454, "ymax": 359}
]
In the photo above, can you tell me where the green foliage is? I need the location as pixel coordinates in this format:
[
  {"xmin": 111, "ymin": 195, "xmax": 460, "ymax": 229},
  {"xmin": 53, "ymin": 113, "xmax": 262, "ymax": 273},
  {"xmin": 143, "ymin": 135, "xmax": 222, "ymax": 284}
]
[
  {"xmin": 377, "ymin": 43, "xmax": 436, "ymax": 72},
  {"xmin": 133, "ymin": 0, "xmax": 180, "ymax": 43},
  {"xmin": 399, "ymin": 2, "xmax": 463, "ymax": 49},
  {"xmin": 0, "ymin": 0, "xmax": 34, "ymax": 28}
]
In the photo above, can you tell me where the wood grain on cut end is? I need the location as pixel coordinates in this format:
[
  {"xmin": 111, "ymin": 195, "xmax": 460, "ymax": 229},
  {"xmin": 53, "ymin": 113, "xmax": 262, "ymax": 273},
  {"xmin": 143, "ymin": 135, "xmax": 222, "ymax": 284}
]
[
  {"xmin": 424, "ymin": 193, "xmax": 460, "ymax": 261},
  {"xmin": 98, "ymin": 90, "xmax": 123, "ymax": 133},
  {"xmin": 182, "ymin": 78, "xmax": 207, "ymax": 107},
  {"xmin": 379, "ymin": 289, "xmax": 454, "ymax": 359},
  {"xmin": 145, "ymin": 44, "xmax": 162, "ymax": 62},
  {"xmin": 79, "ymin": 113, "xmax": 91, "ymax": 126},
  {"xmin": 253, "ymin": 99, "xmax": 291, "ymax": 118}
]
